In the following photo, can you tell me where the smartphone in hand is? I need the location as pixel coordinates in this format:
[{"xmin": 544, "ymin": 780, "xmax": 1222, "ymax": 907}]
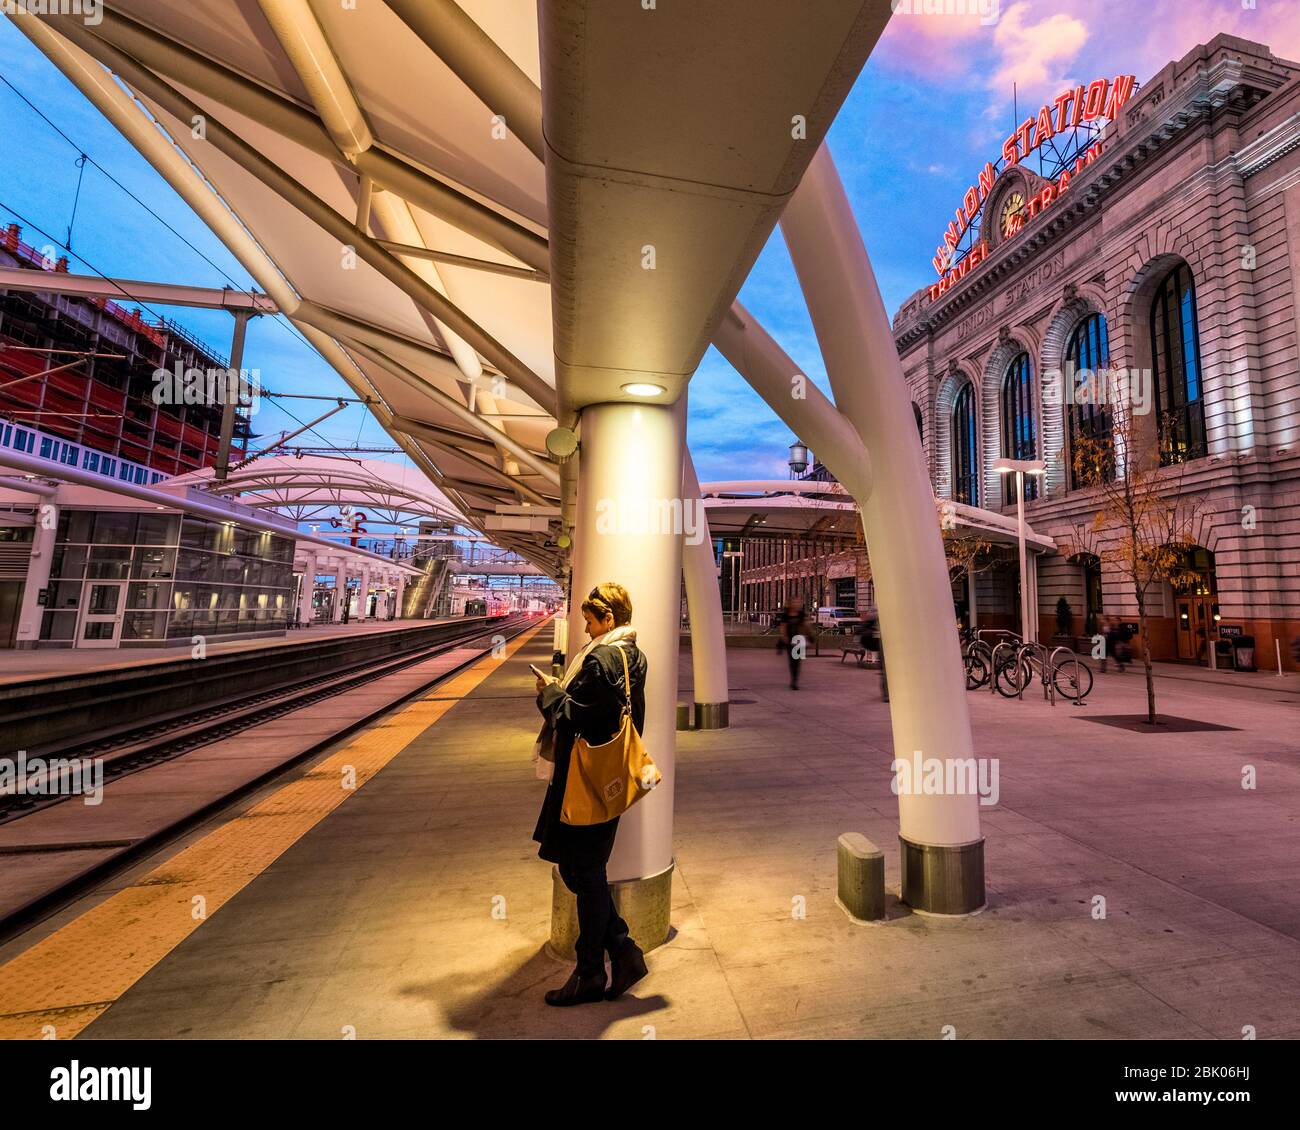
[{"xmin": 529, "ymin": 663, "xmax": 549, "ymax": 681}]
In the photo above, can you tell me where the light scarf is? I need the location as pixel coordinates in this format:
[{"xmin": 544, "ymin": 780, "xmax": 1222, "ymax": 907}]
[{"xmin": 557, "ymin": 623, "xmax": 638, "ymax": 688}]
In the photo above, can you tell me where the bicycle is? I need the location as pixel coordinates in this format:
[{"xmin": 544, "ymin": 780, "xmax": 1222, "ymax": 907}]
[
  {"xmin": 995, "ymin": 641, "xmax": 1093, "ymax": 702},
  {"xmin": 962, "ymin": 628, "xmax": 1017, "ymax": 690}
]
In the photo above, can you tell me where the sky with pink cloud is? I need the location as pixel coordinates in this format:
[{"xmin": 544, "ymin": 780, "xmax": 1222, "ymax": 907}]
[
  {"xmin": 1, "ymin": 3, "xmax": 1298, "ymax": 491},
  {"xmin": 687, "ymin": 0, "xmax": 1300, "ymax": 482}
]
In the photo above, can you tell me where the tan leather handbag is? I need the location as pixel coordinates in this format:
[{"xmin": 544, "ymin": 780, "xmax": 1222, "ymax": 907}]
[{"xmin": 560, "ymin": 644, "xmax": 661, "ymax": 825}]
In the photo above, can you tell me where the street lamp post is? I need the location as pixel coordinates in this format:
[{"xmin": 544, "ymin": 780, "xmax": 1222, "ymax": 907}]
[{"xmin": 993, "ymin": 457, "xmax": 1046, "ymax": 642}]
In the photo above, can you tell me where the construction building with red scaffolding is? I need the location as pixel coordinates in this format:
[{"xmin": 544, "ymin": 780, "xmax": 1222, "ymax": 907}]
[{"xmin": 0, "ymin": 222, "xmax": 248, "ymax": 478}]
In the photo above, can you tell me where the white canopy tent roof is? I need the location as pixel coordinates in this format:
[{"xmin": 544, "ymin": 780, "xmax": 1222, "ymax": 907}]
[
  {"xmin": 168, "ymin": 454, "xmax": 468, "ymax": 527},
  {"xmin": 700, "ymin": 480, "xmax": 1058, "ymax": 553}
]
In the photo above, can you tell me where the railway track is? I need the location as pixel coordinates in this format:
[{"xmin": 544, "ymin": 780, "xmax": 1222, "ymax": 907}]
[{"xmin": 0, "ymin": 614, "xmax": 535, "ymax": 827}]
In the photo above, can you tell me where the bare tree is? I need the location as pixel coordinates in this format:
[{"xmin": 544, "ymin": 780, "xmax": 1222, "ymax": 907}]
[{"xmin": 1065, "ymin": 396, "xmax": 1205, "ymax": 724}]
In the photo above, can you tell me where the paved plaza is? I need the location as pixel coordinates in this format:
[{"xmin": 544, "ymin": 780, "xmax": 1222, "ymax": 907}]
[{"xmin": 5, "ymin": 636, "xmax": 1295, "ymax": 1041}]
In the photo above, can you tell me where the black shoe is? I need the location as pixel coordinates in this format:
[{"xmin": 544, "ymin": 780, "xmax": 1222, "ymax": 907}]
[
  {"xmin": 605, "ymin": 940, "xmax": 648, "ymax": 1000},
  {"xmin": 544, "ymin": 968, "xmax": 607, "ymax": 1007}
]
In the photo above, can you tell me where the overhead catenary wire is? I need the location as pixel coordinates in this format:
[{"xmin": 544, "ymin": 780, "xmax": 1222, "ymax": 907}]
[
  {"xmin": 0, "ymin": 70, "xmax": 320, "ymax": 362},
  {"xmin": 0, "ymin": 60, "xmax": 478, "ymax": 530}
]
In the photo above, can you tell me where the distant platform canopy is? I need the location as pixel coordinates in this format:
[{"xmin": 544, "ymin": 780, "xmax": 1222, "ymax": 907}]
[{"xmin": 700, "ymin": 479, "xmax": 1057, "ymax": 552}]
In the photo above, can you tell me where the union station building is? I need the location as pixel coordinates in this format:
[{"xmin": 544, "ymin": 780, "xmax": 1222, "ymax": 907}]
[{"xmin": 739, "ymin": 34, "xmax": 1300, "ymax": 669}]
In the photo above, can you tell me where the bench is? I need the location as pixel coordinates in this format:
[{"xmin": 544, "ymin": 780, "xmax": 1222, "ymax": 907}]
[{"xmin": 839, "ymin": 645, "xmax": 867, "ymax": 665}]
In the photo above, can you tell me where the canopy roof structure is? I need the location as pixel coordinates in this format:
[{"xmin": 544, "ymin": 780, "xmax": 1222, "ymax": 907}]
[
  {"xmin": 700, "ymin": 480, "xmax": 1057, "ymax": 552},
  {"xmin": 13, "ymin": 1, "xmax": 889, "ymax": 581},
  {"xmin": 168, "ymin": 454, "xmax": 467, "ymax": 527}
]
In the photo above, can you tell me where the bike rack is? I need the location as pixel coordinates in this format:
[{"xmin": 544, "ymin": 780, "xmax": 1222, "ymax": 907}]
[
  {"xmin": 1050, "ymin": 645, "xmax": 1087, "ymax": 707},
  {"xmin": 990, "ymin": 641, "xmax": 1017, "ymax": 697},
  {"xmin": 1013, "ymin": 643, "xmax": 1044, "ymax": 702},
  {"xmin": 981, "ymin": 635, "xmax": 1090, "ymax": 707}
]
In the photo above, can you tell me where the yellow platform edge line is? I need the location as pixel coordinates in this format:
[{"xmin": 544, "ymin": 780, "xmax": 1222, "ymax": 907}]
[{"xmin": 0, "ymin": 623, "xmax": 543, "ymax": 1041}]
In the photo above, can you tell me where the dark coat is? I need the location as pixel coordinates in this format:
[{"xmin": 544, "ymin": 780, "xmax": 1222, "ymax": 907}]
[{"xmin": 533, "ymin": 640, "xmax": 648, "ymax": 867}]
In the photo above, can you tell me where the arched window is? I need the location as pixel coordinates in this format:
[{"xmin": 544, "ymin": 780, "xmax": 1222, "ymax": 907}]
[
  {"xmin": 1066, "ymin": 312, "xmax": 1112, "ymax": 488},
  {"xmin": 912, "ymin": 402, "xmax": 924, "ymax": 443},
  {"xmin": 1000, "ymin": 352, "xmax": 1037, "ymax": 504},
  {"xmin": 950, "ymin": 383, "xmax": 978, "ymax": 505},
  {"xmin": 1149, "ymin": 262, "xmax": 1206, "ymax": 463}
]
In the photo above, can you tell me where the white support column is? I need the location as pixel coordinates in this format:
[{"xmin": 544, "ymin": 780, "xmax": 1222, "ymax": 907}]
[
  {"xmin": 781, "ymin": 143, "xmax": 984, "ymax": 914},
  {"xmin": 968, "ymin": 566, "xmax": 979, "ymax": 631},
  {"xmin": 359, "ymin": 567, "xmax": 371, "ymax": 619},
  {"xmin": 15, "ymin": 501, "xmax": 58, "ymax": 650},
  {"xmin": 394, "ymin": 574, "xmax": 407, "ymax": 620},
  {"xmin": 333, "ymin": 563, "xmax": 347, "ymax": 623},
  {"xmin": 297, "ymin": 551, "xmax": 317, "ymax": 627},
  {"xmin": 567, "ymin": 401, "xmax": 684, "ymax": 907},
  {"xmin": 681, "ymin": 451, "xmax": 729, "ymax": 728}
]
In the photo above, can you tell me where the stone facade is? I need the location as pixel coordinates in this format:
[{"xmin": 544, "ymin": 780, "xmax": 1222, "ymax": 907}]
[{"xmin": 894, "ymin": 35, "xmax": 1300, "ymax": 669}]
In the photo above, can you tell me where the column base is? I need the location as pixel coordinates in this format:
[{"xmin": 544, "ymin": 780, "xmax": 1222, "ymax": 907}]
[
  {"xmin": 899, "ymin": 835, "xmax": 985, "ymax": 915},
  {"xmin": 548, "ymin": 860, "xmax": 674, "ymax": 962},
  {"xmin": 675, "ymin": 703, "xmax": 692, "ymax": 731},
  {"xmin": 693, "ymin": 701, "xmax": 729, "ymax": 729}
]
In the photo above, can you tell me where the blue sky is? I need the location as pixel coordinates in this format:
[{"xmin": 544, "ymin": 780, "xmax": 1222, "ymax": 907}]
[{"xmin": 1, "ymin": 2, "xmax": 1292, "ymax": 484}]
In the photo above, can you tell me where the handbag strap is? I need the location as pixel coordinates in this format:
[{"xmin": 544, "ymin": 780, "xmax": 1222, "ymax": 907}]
[{"xmin": 613, "ymin": 642, "xmax": 633, "ymax": 712}]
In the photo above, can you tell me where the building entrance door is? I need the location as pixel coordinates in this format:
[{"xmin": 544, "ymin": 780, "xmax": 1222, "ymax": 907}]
[
  {"xmin": 1176, "ymin": 596, "xmax": 1220, "ymax": 664},
  {"xmin": 76, "ymin": 580, "xmax": 127, "ymax": 648},
  {"xmin": 1173, "ymin": 547, "xmax": 1217, "ymax": 664}
]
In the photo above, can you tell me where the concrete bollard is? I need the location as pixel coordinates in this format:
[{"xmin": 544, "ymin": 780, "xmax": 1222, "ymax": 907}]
[{"xmin": 837, "ymin": 832, "xmax": 885, "ymax": 922}]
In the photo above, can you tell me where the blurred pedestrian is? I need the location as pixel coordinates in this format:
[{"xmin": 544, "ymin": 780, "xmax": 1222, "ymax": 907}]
[
  {"xmin": 859, "ymin": 610, "xmax": 887, "ymax": 702},
  {"xmin": 1113, "ymin": 620, "xmax": 1132, "ymax": 673},
  {"xmin": 779, "ymin": 598, "xmax": 808, "ymax": 690}
]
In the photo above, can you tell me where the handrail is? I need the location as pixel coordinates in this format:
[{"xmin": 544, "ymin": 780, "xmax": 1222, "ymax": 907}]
[{"xmin": 977, "ymin": 628, "xmax": 1020, "ymax": 645}]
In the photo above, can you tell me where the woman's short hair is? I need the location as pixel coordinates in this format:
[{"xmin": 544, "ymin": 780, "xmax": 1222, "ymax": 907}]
[{"xmin": 581, "ymin": 581, "xmax": 632, "ymax": 627}]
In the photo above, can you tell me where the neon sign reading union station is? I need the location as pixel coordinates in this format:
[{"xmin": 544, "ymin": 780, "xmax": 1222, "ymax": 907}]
[{"xmin": 928, "ymin": 74, "xmax": 1137, "ymax": 303}]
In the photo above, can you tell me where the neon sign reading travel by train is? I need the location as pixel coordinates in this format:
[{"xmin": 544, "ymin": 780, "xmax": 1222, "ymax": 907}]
[{"xmin": 930, "ymin": 74, "xmax": 1137, "ymax": 282}]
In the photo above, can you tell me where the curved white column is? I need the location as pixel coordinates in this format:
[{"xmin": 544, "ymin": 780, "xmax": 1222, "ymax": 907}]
[
  {"xmin": 567, "ymin": 402, "xmax": 684, "ymax": 884},
  {"xmin": 780, "ymin": 144, "xmax": 983, "ymax": 912},
  {"xmin": 681, "ymin": 451, "xmax": 729, "ymax": 722}
]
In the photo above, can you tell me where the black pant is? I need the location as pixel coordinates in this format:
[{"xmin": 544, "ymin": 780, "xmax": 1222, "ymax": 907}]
[
  {"xmin": 558, "ymin": 858, "xmax": 630, "ymax": 978},
  {"xmin": 787, "ymin": 649, "xmax": 801, "ymax": 686}
]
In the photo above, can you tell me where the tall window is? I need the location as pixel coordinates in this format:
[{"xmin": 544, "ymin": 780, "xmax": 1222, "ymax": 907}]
[
  {"xmin": 1066, "ymin": 312, "xmax": 1113, "ymax": 488},
  {"xmin": 1149, "ymin": 262, "xmax": 1206, "ymax": 463},
  {"xmin": 912, "ymin": 402, "xmax": 924, "ymax": 443},
  {"xmin": 1000, "ymin": 352, "xmax": 1037, "ymax": 504},
  {"xmin": 950, "ymin": 383, "xmax": 978, "ymax": 505}
]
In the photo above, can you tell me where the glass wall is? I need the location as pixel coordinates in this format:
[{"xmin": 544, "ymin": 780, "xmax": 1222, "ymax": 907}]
[{"xmin": 41, "ymin": 509, "xmax": 295, "ymax": 646}]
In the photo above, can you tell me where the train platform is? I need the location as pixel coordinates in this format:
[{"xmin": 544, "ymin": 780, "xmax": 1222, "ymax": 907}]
[
  {"xmin": 0, "ymin": 618, "xmax": 474, "ymax": 687},
  {"xmin": 1, "ymin": 637, "xmax": 1298, "ymax": 1040}
]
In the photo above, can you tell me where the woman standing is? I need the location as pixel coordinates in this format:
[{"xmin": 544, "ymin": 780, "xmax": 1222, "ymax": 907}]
[{"xmin": 533, "ymin": 581, "xmax": 649, "ymax": 1007}]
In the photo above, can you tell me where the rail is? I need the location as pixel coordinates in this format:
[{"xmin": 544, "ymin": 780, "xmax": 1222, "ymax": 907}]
[{"xmin": 0, "ymin": 614, "xmax": 532, "ymax": 825}]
